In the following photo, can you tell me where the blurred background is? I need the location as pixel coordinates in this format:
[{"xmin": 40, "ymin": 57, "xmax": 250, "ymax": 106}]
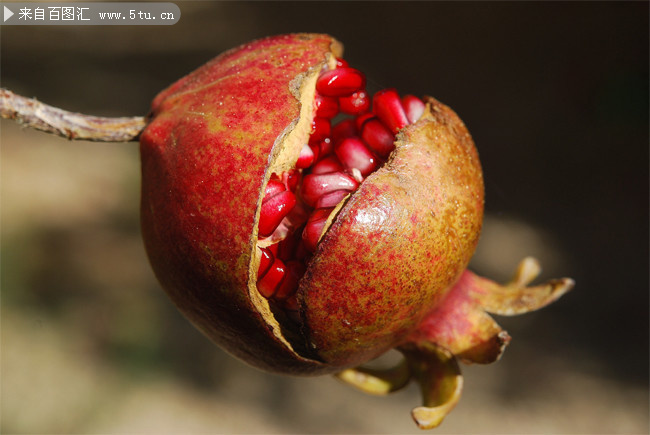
[{"xmin": 1, "ymin": 2, "xmax": 648, "ymax": 433}]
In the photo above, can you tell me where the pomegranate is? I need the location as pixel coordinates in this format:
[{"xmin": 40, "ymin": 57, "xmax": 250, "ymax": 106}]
[{"xmin": 138, "ymin": 34, "xmax": 573, "ymax": 429}]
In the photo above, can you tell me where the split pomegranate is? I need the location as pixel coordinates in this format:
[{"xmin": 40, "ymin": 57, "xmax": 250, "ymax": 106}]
[
  {"xmin": 139, "ymin": 34, "xmax": 573, "ymax": 429},
  {"xmin": 255, "ymin": 65, "xmax": 427, "ymax": 317}
]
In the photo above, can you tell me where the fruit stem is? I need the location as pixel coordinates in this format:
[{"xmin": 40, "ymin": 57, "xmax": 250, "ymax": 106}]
[{"xmin": 1, "ymin": 88, "xmax": 146, "ymax": 142}]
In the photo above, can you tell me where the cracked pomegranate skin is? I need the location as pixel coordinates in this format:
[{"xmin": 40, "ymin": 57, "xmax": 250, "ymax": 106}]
[
  {"xmin": 301, "ymin": 106, "xmax": 483, "ymax": 367},
  {"xmin": 139, "ymin": 34, "xmax": 484, "ymax": 374}
]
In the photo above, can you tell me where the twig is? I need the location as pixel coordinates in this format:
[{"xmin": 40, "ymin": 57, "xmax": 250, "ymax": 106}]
[{"xmin": 0, "ymin": 88, "xmax": 146, "ymax": 142}]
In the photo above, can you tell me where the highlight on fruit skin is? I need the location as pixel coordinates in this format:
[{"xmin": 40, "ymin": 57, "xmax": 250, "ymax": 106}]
[{"xmin": 137, "ymin": 33, "xmax": 574, "ymax": 429}]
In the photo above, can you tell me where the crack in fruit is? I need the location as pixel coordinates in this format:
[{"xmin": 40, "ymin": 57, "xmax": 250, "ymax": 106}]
[{"xmin": 255, "ymin": 60, "xmax": 427, "ymax": 317}]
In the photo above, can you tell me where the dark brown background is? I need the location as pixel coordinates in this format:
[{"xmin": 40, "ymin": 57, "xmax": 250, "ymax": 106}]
[{"xmin": 2, "ymin": 2, "xmax": 648, "ymax": 433}]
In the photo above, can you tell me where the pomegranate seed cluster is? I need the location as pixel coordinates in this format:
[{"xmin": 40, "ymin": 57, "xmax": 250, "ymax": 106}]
[{"xmin": 256, "ymin": 59, "xmax": 425, "ymax": 316}]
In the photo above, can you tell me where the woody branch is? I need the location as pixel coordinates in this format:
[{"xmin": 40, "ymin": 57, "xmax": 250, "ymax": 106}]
[{"xmin": 0, "ymin": 88, "xmax": 146, "ymax": 142}]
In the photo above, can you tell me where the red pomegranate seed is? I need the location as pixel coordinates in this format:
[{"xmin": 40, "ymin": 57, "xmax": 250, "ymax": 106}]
[
  {"xmin": 401, "ymin": 95, "xmax": 425, "ymax": 124},
  {"xmin": 268, "ymin": 242, "xmax": 279, "ymax": 256},
  {"xmin": 276, "ymin": 229, "xmax": 300, "ymax": 260},
  {"xmin": 274, "ymin": 277, "xmax": 296, "ymax": 301},
  {"xmin": 293, "ymin": 238, "xmax": 311, "ymax": 261},
  {"xmin": 355, "ymin": 112, "xmax": 376, "ymax": 131},
  {"xmin": 314, "ymin": 93, "xmax": 339, "ymax": 119},
  {"xmin": 257, "ymin": 257, "xmax": 286, "ymax": 298},
  {"xmin": 309, "ymin": 143, "xmax": 321, "ymax": 162},
  {"xmin": 264, "ymin": 179, "xmax": 286, "ymax": 200},
  {"xmin": 257, "ymin": 247, "xmax": 274, "ymax": 279},
  {"xmin": 373, "ymin": 89, "xmax": 409, "ymax": 133},
  {"xmin": 311, "ymin": 156, "xmax": 344, "ymax": 175},
  {"xmin": 296, "ymin": 144, "xmax": 315, "ymax": 169},
  {"xmin": 303, "ymin": 207, "xmax": 334, "ymax": 252},
  {"xmin": 318, "ymin": 138, "xmax": 334, "ymax": 157},
  {"xmin": 335, "ymin": 58, "xmax": 349, "ymax": 68},
  {"xmin": 284, "ymin": 296, "xmax": 299, "ymax": 312},
  {"xmin": 258, "ymin": 190, "xmax": 297, "ymax": 237},
  {"xmin": 316, "ymin": 67, "xmax": 366, "ymax": 97},
  {"xmin": 315, "ymin": 189, "xmax": 349, "ymax": 208},
  {"xmin": 275, "ymin": 261, "xmax": 306, "ymax": 300},
  {"xmin": 285, "ymin": 170, "xmax": 301, "ymax": 192},
  {"xmin": 311, "ymin": 117, "xmax": 331, "ymax": 142},
  {"xmin": 361, "ymin": 118, "xmax": 395, "ymax": 158},
  {"xmin": 301, "ymin": 172, "xmax": 359, "ymax": 207},
  {"xmin": 339, "ymin": 90, "xmax": 370, "ymax": 115},
  {"xmin": 335, "ymin": 137, "xmax": 379, "ymax": 177},
  {"xmin": 331, "ymin": 119, "xmax": 357, "ymax": 145}
]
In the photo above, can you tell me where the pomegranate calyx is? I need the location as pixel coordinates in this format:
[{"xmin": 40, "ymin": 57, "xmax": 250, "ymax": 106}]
[
  {"xmin": 408, "ymin": 270, "xmax": 512, "ymax": 365},
  {"xmin": 335, "ymin": 257, "xmax": 574, "ymax": 429},
  {"xmin": 408, "ymin": 257, "xmax": 574, "ymax": 365}
]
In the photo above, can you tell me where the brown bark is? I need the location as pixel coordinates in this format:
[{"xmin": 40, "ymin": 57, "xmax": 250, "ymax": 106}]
[{"xmin": 1, "ymin": 88, "xmax": 146, "ymax": 142}]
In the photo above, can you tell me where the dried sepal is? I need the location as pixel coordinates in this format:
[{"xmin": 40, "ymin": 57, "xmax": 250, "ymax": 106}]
[
  {"xmin": 473, "ymin": 257, "xmax": 575, "ymax": 316},
  {"xmin": 338, "ymin": 341, "xmax": 463, "ymax": 429},
  {"xmin": 335, "ymin": 358, "xmax": 411, "ymax": 395},
  {"xmin": 399, "ymin": 342, "xmax": 463, "ymax": 430}
]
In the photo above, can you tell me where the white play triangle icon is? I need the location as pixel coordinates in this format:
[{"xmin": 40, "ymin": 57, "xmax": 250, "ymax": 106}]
[{"xmin": 4, "ymin": 6, "xmax": 14, "ymax": 22}]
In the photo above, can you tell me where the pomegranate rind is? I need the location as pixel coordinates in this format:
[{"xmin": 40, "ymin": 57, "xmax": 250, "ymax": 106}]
[
  {"xmin": 299, "ymin": 98, "xmax": 484, "ymax": 367},
  {"xmin": 140, "ymin": 34, "xmax": 341, "ymax": 374}
]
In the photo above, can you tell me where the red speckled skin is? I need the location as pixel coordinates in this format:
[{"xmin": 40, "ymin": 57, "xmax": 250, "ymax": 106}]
[
  {"xmin": 140, "ymin": 34, "xmax": 339, "ymax": 374},
  {"xmin": 300, "ymin": 98, "xmax": 484, "ymax": 367}
]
